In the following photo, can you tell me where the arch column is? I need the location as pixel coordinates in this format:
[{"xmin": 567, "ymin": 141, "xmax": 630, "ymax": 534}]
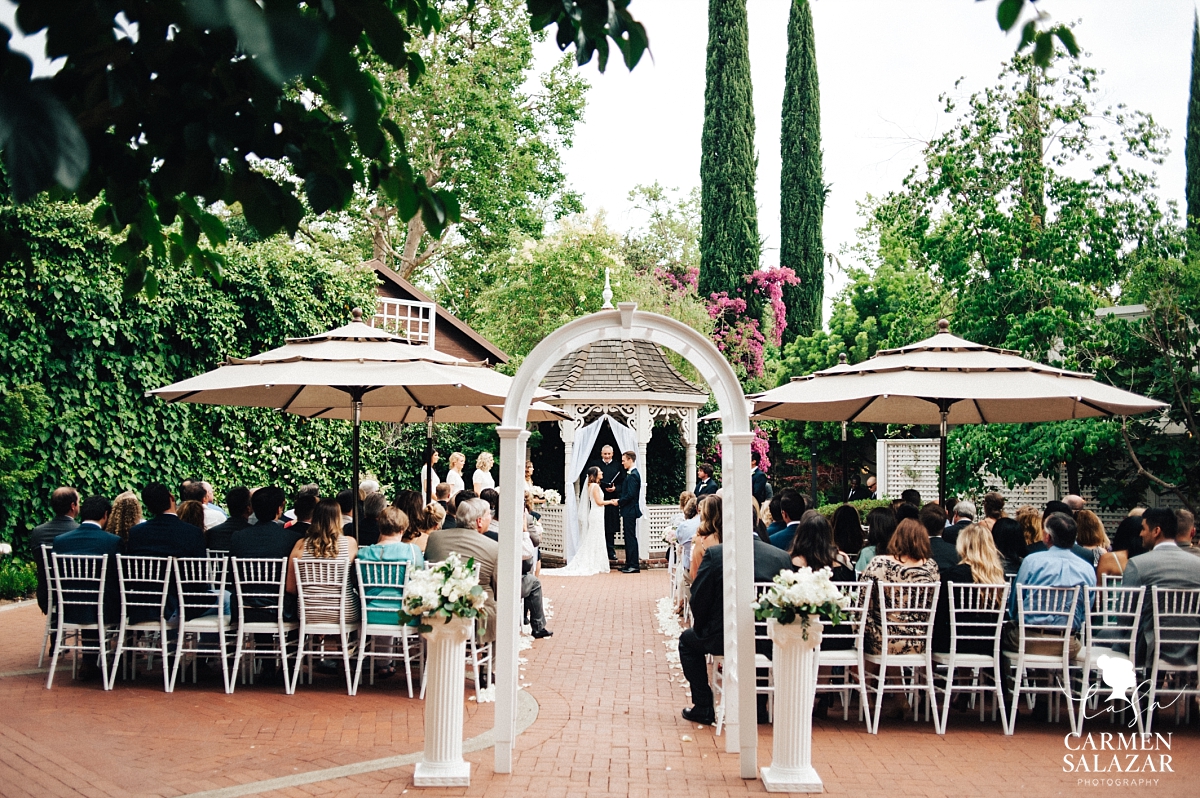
[
  {"xmin": 633, "ymin": 404, "xmax": 653, "ymax": 562},
  {"xmin": 683, "ymin": 407, "xmax": 698, "ymax": 494},
  {"xmin": 719, "ymin": 431, "xmax": 755, "ymax": 757},
  {"xmin": 494, "ymin": 424, "xmax": 529, "ymax": 773}
]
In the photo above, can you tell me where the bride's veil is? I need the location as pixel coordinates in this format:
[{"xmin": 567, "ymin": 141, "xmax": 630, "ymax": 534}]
[{"xmin": 577, "ymin": 478, "xmax": 593, "ymax": 529}]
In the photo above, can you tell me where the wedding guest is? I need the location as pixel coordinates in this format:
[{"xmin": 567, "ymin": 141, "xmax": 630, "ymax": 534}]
[
  {"xmin": 104, "ymin": 491, "xmax": 143, "ymax": 544},
  {"xmin": 1015, "ymin": 505, "xmax": 1044, "ymax": 547},
  {"xmin": 336, "ymin": 489, "xmax": 355, "ymax": 526},
  {"xmin": 284, "ymin": 489, "xmax": 318, "ymax": 537},
  {"xmin": 763, "ymin": 495, "xmax": 787, "ymax": 541},
  {"xmin": 357, "ymin": 507, "xmax": 424, "ymax": 625},
  {"xmin": 943, "ymin": 500, "xmax": 975, "ymax": 545},
  {"xmin": 695, "ymin": 464, "xmax": 719, "ymax": 496},
  {"xmin": 127, "ymin": 483, "xmax": 206, "ymax": 559},
  {"xmin": 690, "ymin": 496, "xmax": 723, "ymax": 582},
  {"xmin": 205, "ymin": 487, "xmax": 251, "ymax": 551},
  {"xmin": 473, "ymin": 452, "xmax": 496, "ymax": 494},
  {"xmin": 230, "ymin": 486, "xmax": 301, "ymax": 560},
  {"xmin": 856, "ymin": 506, "xmax": 897, "ymax": 573},
  {"xmin": 896, "ymin": 502, "xmax": 920, "ymax": 523},
  {"xmin": 414, "ymin": 503, "xmax": 445, "ymax": 551},
  {"xmin": 445, "ymin": 452, "xmax": 467, "ymax": 496},
  {"xmin": 830, "ymin": 504, "xmax": 864, "ymax": 569},
  {"xmin": 425, "ymin": 498, "xmax": 499, "ymax": 644},
  {"xmin": 1004, "ymin": 512, "xmax": 1093, "ymax": 657},
  {"xmin": 51, "ymin": 495, "xmax": 119, "ymax": 679},
  {"xmin": 750, "ymin": 451, "xmax": 772, "ymax": 506},
  {"xmin": 176, "ymin": 500, "xmax": 206, "ymax": 535},
  {"xmin": 991, "ymin": 517, "xmax": 1028, "ymax": 574},
  {"xmin": 674, "ymin": 497, "xmax": 701, "ymax": 575},
  {"xmin": 788, "ymin": 512, "xmax": 855, "ymax": 582},
  {"xmin": 670, "ymin": 491, "xmax": 695, "ymax": 531},
  {"xmin": 1176, "ymin": 509, "xmax": 1199, "ymax": 556},
  {"xmin": 434, "ymin": 482, "xmax": 453, "ymax": 517},
  {"xmin": 179, "ymin": 479, "xmax": 218, "ymax": 527},
  {"xmin": 1074, "ymin": 510, "xmax": 1110, "ymax": 567},
  {"xmin": 901, "ymin": 489, "xmax": 922, "ymax": 507},
  {"xmin": 920, "ymin": 502, "xmax": 960, "ymax": 572},
  {"xmin": 768, "ymin": 490, "xmax": 806, "ymax": 550},
  {"xmin": 1097, "ymin": 514, "xmax": 1148, "ymax": 584},
  {"xmin": 31, "ymin": 486, "xmax": 79, "ymax": 614},
  {"xmin": 1064, "ymin": 494, "xmax": 1086, "ymax": 514},
  {"xmin": 1122, "ymin": 508, "xmax": 1200, "ymax": 665},
  {"xmin": 979, "ymin": 492, "xmax": 1006, "ymax": 531},
  {"xmin": 933, "ymin": 522, "xmax": 1007, "ymax": 654},
  {"xmin": 285, "ymin": 498, "xmax": 359, "ymax": 621},
  {"xmin": 284, "ymin": 483, "xmax": 319, "ymax": 522},
  {"xmin": 350, "ymin": 491, "xmax": 388, "ymax": 546},
  {"xmin": 861, "ymin": 519, "xmax": 939, "ymax": 656}
]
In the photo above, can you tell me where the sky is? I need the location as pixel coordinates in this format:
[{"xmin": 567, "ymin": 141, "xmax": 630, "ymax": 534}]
[{"xmin": 534, "ymin": 0, "xmax": 1196, "ymax": 318}]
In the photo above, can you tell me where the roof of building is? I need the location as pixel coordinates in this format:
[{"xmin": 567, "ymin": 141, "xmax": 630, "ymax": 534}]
[
  {"xmin": 542, "ymin": 339, "xmax": 707, "ymax": 397},
  {"xmin": 366, "ymin": 258, "xmax": 508, "ymax": 365}
]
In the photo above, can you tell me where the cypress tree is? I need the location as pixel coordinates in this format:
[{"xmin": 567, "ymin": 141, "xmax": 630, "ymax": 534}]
[
  {"xmin": 1187, "ymin": 12, "xmax": 1200, "ymax": 233},
  {"xmin": 779, "ymin": 0, "xmax": 824, "ymax": 342},
  {"xmin": 699, "ymin": 0, "xmax": 760, "ymax": 305}
]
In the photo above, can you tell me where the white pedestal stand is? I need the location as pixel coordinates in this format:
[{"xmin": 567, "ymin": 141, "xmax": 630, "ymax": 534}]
[
  {"xmin": 760, "ymin": 616, "xmax": 824, "ymax": 793},
  {"xmin": 414, "ymin": 615, "xmax": 472, "ymax": 787}
]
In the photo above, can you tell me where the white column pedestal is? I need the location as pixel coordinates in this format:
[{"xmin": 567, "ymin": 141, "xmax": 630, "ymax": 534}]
[
  {"xmin": 414, "ymin": 615, "xmax": 473, "ymax": 787},
  {"xmin": 760, "ymin": 616, "xmax": 824, "ymax": 793}
]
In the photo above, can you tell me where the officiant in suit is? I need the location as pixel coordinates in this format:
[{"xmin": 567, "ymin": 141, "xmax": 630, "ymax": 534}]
[
  {"xmin": 595, "ymin": 445, "xmax": 624, "ymax": 562},
  {"xmin": 617, "ymin": 451, "xmax": 642, "ymax": 573}
]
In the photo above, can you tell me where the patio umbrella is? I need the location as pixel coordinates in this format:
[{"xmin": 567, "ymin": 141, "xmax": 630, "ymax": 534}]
[
  {"xmin": 149, "ymin": 309, "xmax": 555, "ymax": 528},
  {"xmin": 748, "ymin": 319, "xmax": 1167, "ymax": 505}
]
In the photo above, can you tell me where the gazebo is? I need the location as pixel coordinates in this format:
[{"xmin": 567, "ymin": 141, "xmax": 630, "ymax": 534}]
[{"xmin": 537, "ymin": 335, "xmax": 710, "ymax": 564}]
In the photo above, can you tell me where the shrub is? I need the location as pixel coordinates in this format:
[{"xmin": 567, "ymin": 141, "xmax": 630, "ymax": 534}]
[
  {"xmin": 816, "ymin": 499, "xmax": 894, "ymax": 520},
  {"xmin": 0, "ymin": 557, "xmax": 37, "ymax": 599}
]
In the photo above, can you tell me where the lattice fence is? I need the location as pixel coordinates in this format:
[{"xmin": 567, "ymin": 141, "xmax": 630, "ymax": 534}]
[
  {"xmin": 537, "ymin": 504, "xmax": 672, "ymax": 560},
  {"xmin": 878, "ymin": 438, "xmax": 1055, "ymax": 509}
]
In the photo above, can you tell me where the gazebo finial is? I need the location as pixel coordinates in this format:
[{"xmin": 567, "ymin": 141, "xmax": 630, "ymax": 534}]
[
  {"xmin": 937, "ymin": 318, "xmax": 950, "ymax": 334},
  {"xmin": 838, "ymin": 352, "xmax": 848, "ymax": 365},
  {"xmin": 352, "ymin": 307, "xmax": 364, "ymax": 323},
  {"xmin": 601, "ymin": 267, "xmax": 614, "ymax": 309}
]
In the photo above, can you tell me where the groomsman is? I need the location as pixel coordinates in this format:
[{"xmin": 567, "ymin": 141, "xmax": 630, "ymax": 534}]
[
  {"xmin": 617, "ymin": 451, "xmax": 643, "ymax": 573},
  {"xmin": 695, "ymin": 464, "xmax": 719, "ymax": 496}
]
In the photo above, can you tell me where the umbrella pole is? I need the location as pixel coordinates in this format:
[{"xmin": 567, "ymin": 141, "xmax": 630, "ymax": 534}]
[
  {"xmin": 809, "ymin": 442, "xmax": 818, "ymax": 510},
  {"xmin": 939, "ymin": 409, "xmax": 948, "ymax": 509},
  {"xmin": 840, "ymin": 421, "xmax": 848, "ymax": 504},
  {"xmin": 353, "ymin": 399, "xmax": 362, "ymax": 542}
]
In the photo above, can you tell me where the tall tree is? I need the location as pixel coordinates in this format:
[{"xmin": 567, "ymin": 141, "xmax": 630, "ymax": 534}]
[
  {"xmin": 1187, "ymin": 12, "xmax": 1200, "ymax": 233},
  {"xmin": 699, "ymin": 0, "xmax": 759, "ymax": 304},
  {"xmin": 779, "ymin": 0, "xmax": 824, "ymax": 343}
]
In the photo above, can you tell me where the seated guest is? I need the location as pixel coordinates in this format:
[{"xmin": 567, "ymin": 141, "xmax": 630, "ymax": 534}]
[
  {"xmin": 933, "ymin": 523, "xmax": 1007, "ymax": 654},
  {"xmin": 1004, "ymin": 512, "xmax": 1094, "ymax": 657},
  {"xmin": 678, "ymin": 523, "xmax": 792, "ymax": 725},
  {"xmin": 434, "ymin": 482, "xmax": 454, "ymax": 518},
  {"xmin": 425, "ymin": 498, "xmax": 499, "ymax": 644},
  {"xmin": 357, "ymin": 507, "xmax": 424, "ymax": 624},
  {"xmin": 690, "ymin": 496, "xmax": 723, "ymax": 582},
  {"xmin": 670, "ymin": 491, "xmax": 695, "ymax": 531},
  {"xmin": 943, "ymin": 500, "xmax": 976, "ymax": 545},
  {"xmin": 788, "ymin": 512, "xmax": 855, "ymax": 582},
  {"xmin": 479, "ymin": 493, "xmax": 552, "ymax": 639},
  {"xmin": 200, "ymin": 481, "xmax": 227, "ymax": 529},
  {"xmin": 415, "ymin": 503, "xmax": 444, "ymax": 551},
  {"xmin": 176, "ymin": 500, "xmax": 207, "ymax": 537},
  {"xmin": 1033, "ymin": 501, "xmax": 1097, "ymax": 565},
  {"xmin": 763, "ymin": 495, "xmax": 787, "ymax": 541},
  {"xmin": 830, "ymin": 504, "xmax": 864, "ymax": 569},
  {"xmin": 1015, "ymin": 505, "xmax": 1044, "ymax": 548},
  {"xmin": 1063, "ymin": 494, "xmax": 1086, "ymax": 514},
  {"xmin": 178, "ymin": 479, "xmax": 214, "ymax": 526},
  {"xmin": 127, "ymin": 483, "xmax": 206, "ymax": 558},
  {"xmin": 856, "ymin": 507, "xmax": 897, "ymax": 573},
  {"xmin": 104, "ymin": 491, "xmax": 143, "ymax": 544},
  {"xmin": 1075, "ymin": 510, "xmax": 1110, "ymax": 567},
  {"xmin": 1122, "ymin": 508, "xmax": 1200, "ymax": 665},
  {"xmin": 205, "ymin": 487, "xmax": 251, "ymax": 551},
  {"xmin": 901, "ymin": 488, "xmax": 922, "ymax": 507},
  {"xmin": 979, "ymin": 492, "xmax": 1006, "ymax": 531},
  {"xmin": 991, "ymin": 517, "xmax": 1027, "ymax": 574},
  {"xmin": 336, "ymin": 488, "xmax": 356, "ymax": 527},
  {"xmin": 673, "ymin": 497, "xmax": 701, "ymax": 571},
  {"xmin": 861, "ymin": 519, "xmax": 940, "ymax": 655},
  {"xmin": 920, "ymin": 502, "xmax": 960, "ymax": 572},
  {"xmin": 1177, "ymin": 509, "xmax": 1199, "ymax": 556},
  {"xmin": 283, "ymin": 483, "xmax": 319, "ymax": 522},
  {"xmin": 52, "ymin": 495, "xmax": 120, "ymax": 678},
  {"xmin": 285, "ymin": 498, "xmax": 359, "ymax": 618},
  {"xmin": 349, "ymin": 491, "xmax": 388, "ymax": 546},
  {"xmin": 230, "ymin": 486, "xmax": 301, "ymax": 560},
  {"xmin": 768, "ymin": 490, "xmax": 805, "ymax": 550},
  {"xmin": 284, "ymin": 489, "xmax": 318, "ymax": 537},
  {"xmin": 895, "ymin": 502, "xmax": 920, "ymax": 523},
  {"xmin": 394, "ymin": 489, "xmax": 426, "ymax": 535},
  {"xmin": 1097, "ymin": 514, "xmax": 1146, "ymax": 583},
  {"xmin": 479, "ymin": 488, "xmax": 500, "ymax": 533},
  {"xmin": 30, "ymin": 486, "xmax": 80, "ymax": 614}
]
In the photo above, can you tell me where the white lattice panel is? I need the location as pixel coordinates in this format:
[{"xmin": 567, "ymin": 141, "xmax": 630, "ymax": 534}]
[
  {"xmin": 536, "ymin": 503, "xmax": 671, "ymax": 559},
  {"xmin": 877, "ymin": 439, "xmax": 940, "ymax": 501},
  {"xmin": 979, "ymin": 474, "xmax": 1056, "ymax": 510}
]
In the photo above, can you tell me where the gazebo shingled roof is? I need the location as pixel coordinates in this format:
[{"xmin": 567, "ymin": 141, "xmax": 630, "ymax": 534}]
[{"xmin": 541, "ymin": 339, "xmax": 706, "ymax": 395}]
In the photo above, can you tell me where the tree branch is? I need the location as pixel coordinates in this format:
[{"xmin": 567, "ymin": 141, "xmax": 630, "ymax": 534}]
[{"xmin": 1121, "ymin": 417, "xmax": 1193, "ymax": 511}]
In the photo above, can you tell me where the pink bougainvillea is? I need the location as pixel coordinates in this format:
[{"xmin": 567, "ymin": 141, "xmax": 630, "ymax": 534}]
[
  {"xmin": 747, "ymin": 267, "xmax": 799, "ymax": 348},
  {"xmin": 751, "ymin": 425, "xmax": 771, "ymax": 471},
  {"xmin": 706, "ymin": 290, "xmax": 765, "ymax": 379}
]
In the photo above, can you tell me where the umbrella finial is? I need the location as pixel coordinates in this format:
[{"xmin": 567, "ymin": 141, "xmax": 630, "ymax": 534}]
[
  {"xmin": 937, "ymin": 318, "xmax": 950, "ymax": 334},
  {"xmin": 838, "ymin": 352, "xmax": 848, "ymax": 365},
  {"xmin": 601, "ymin": 267, "xmax": 614, "ymax": 310},
  {"xmin": 352, "ymin": 307, "xmax": 364, "ymax": 323}
]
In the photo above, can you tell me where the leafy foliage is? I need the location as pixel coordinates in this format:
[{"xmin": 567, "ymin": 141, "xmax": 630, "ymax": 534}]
[
  {"xmin": 0, "ymin": 197, "xmax": 379, "ymax": 550},
  {"xmin": 0, "ymin": 382, "xmax": 48, "ymax": 543},
  {"xmin": 815, "ymin": 498, "xmax": 892, "ymax": 519},
  {"xmin": 0, "ymin": 556, "xmax": 36, "ymax": 599},
  {"xmin": 779, "ymin": 0, "xmax": 824, "ymax": 344},
  {"xmin": 699, "ymin": 0, "xmax": 759, "ymax": 308},
  {"xmin": 1187, "ymin": 13, "xmax": 1200, "ymax": 231}
]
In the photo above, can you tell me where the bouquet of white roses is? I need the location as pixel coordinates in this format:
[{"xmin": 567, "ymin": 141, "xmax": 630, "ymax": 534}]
[
  {"xmin": 752, "ymin": 566, "xmax": 850, "ymax": 627},
  {"xmin": 541, "ymin": 488, "xmax": 561, "ymax": 505},
  {"xmin": 399, "ymin": 553, "xmax": 488, "ymax": 632}
]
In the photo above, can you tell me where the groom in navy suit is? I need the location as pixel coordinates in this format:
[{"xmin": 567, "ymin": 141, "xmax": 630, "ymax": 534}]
[{"xmin": 618, "ymin": 451, "xmax": 643, "ymax": 573}]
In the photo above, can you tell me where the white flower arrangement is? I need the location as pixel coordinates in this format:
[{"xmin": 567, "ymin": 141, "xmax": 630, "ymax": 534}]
[
  {"xmin": 541, "ymin": 488, "xmax": 561, "ymax": 505},
  {"xmin": 399, "ymin": 553, "xmax": 488, "ymax": 632},
  {"xmin": 752, "ymin": 567, "xmax": 850, "ymax": 630}
]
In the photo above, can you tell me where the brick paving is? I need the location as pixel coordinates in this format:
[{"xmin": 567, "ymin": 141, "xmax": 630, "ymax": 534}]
[{"xmin": 2, "ymin": 572, "xmax": 1198, "ymax": 798}]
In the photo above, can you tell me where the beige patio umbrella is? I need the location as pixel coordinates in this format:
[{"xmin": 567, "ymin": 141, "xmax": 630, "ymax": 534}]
[
  {"xmin": 748, "ymin": 319, "xmax": 1167, "ymax": 504},
  {"xmin": 148, "ymin": 308, "xmax": 556, "ymax": 522}
]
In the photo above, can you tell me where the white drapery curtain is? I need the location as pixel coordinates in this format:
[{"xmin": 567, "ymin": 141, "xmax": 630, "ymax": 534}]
[{"xmin": 563, "ymin": 414, "xmax": 643, "ymax": 560}]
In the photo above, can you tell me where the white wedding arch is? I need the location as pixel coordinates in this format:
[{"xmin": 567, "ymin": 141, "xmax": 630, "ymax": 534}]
[{"xmin": 493, "ymin": 303, "xmax": 760, "ymax": 779}]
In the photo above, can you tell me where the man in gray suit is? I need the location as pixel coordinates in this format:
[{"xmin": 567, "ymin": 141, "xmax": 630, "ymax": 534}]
[
  {"xmin": 30, "ymin": 487, "xmax": 80, "ymax": 614},
  {"xmin": 1122, "ymin": 507, "xmax": 1200, "ymax": 666},
  {"xmin": 424, "ymin": 498, "xmax": 499, "ymax": 645}
]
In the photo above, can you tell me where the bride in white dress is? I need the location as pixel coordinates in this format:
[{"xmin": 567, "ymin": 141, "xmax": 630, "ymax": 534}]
[{"xmin": 544, "ymin": 467, "xmax": 614, "ymax": 576}]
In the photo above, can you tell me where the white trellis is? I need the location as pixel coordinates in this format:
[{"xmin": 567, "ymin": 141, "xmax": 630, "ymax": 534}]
[{"xmin": 492, "ymin": 304, "xmax": 760, "ymax": 779}]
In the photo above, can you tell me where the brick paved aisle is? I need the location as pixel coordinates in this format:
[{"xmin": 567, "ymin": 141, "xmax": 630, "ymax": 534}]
[{"xmin": 2, "ymin": 571, "xmax": 1198, "ymax": 798}]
